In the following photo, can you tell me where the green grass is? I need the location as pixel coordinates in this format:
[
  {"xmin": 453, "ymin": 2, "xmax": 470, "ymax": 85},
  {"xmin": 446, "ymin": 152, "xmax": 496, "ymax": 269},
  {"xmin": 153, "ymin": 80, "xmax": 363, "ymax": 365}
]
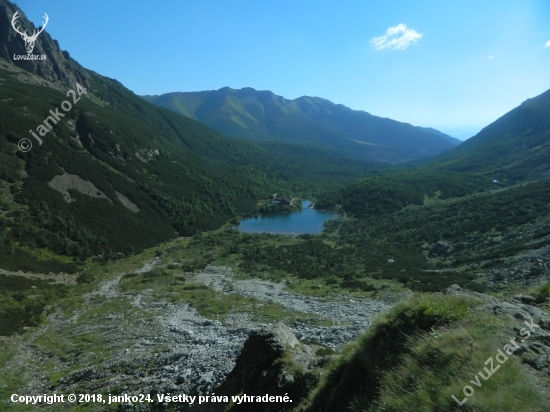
[
  {"xmin": 0, "ymin": 340, "xmax": 30, "ymax": 409},
  {"xmin": 0, "ymin": 247, "xmax": 79, "ymax": 273},
  {"xmin": 167, "ymin": 281, "xmax": 325, "ymax": 324},
  {"xmin": 530, "ymin": 283, "xmax": 550, "ymax": 302},
  {"xmin": 0, "ymin": 340, "xmax": 15, "ymax": 368},
  {"xmin": 303, "ymin": 294, "xmax": 484, "ymax": 411},
  {"xmin": 0, "ymin": 274, "xmax": 68, "ymax": 336},
  {"xmin": 366, "ymin": 325, "xmax": 546, "ymax": 412},
  {"xmin": 33, "ymin": 329, "xmax": 109, "ymax": 365},
  {"xmin": 301, "ymin": 293, "xmax": 548, "ymax": 412}
]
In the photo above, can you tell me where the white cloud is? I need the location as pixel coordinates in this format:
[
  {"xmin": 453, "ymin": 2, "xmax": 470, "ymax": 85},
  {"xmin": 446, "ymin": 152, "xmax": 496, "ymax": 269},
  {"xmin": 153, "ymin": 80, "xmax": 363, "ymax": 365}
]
[
  {"xmin": 371, "ymin": 24, "xmax": 422, "ymax": 50},
  {"xmin": 488, "ymin": 55, "xmax": 493, "ymax": 59},
  {"xmin": 545, "ymin": 40, "xmax": 550, "ymax": 48}
]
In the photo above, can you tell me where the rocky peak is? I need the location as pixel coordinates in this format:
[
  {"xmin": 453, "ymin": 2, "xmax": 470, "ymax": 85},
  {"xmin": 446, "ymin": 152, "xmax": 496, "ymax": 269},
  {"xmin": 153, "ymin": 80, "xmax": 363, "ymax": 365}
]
[{"xmin": 0, "ymin": 0, "xmax": 90, "ymax": 88}]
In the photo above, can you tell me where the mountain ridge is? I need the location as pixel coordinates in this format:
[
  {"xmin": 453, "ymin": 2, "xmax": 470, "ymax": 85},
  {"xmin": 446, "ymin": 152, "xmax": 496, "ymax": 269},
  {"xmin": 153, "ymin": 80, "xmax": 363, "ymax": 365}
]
[
  {"xmin": 420, "ymin": 87, "xmax": 550, "ymax": 181},
  {"xmin": 143, "ymin": 87, "xmax": 458, "ymax": 163},
  {"xmin": 417, "ymin": 126, "xmax": 462, "ymax": 145}
]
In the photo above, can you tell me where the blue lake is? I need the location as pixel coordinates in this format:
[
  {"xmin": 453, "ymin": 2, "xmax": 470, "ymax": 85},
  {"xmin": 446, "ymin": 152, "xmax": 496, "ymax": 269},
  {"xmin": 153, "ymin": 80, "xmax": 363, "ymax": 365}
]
[{"xmin": 238, "ymin": 200, "xmax": 338, "ymax": 235}]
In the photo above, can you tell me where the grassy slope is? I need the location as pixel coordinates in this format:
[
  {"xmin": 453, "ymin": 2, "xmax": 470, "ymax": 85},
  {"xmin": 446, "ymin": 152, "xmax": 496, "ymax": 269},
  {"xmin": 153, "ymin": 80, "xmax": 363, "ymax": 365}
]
[
  {"xmin": 302, "ymin": 293, "xmax": 548, "ymax": 412},
  {"xmin": 143, "ymin": 88, "xmax": 455, "ymax": 163},
  {"xmin": 411, "ymin": 88, "xmax": 550, "ymax": 182},
  {"xmin": 3, "ymin": 243, "xmax": 547, "ymax": 412},
  {"xmin": 1, "ymin": 197, "xmax": 549, "ymax": 410}
]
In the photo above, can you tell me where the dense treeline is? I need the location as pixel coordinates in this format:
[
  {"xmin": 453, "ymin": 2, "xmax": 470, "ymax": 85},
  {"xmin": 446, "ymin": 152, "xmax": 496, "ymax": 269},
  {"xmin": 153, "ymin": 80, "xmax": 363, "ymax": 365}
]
[
  {"xmin": 189, "ymin": 177, "xmax": 550, "ymax": 292},
  {"xmin": 339, "ymin": 178, "xmax": 550, "ymax": 261},
  {"xmin": 316, "ymin": 170, "xmax": 495, "ymax": 217},
  {"xmin": 190, "ymin": 228, "xmax": 479, "ymax": 293}
]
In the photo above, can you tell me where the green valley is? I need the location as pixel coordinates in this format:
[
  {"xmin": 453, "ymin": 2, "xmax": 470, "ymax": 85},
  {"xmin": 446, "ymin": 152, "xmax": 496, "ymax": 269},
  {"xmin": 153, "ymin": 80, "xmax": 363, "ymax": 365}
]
[{"xmin": 1, "ymin": 1, "xmax": 550, "ymax": 411}]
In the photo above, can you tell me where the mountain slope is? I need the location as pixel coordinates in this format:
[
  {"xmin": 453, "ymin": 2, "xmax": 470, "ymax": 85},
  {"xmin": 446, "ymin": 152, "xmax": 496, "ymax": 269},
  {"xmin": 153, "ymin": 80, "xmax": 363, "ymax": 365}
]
[
  {"xmin": 0, "ymin": 63, "xmax": 275, "ymax": 264},
  {"xmin": 0, "ymin": 0, "xmax": 90, "ymax": 88},
  {"xmin": 143, "ymin": 88, "xmax": 456, "ymax": 163},
  {"xmin": 314, "ymin": 87, "xmax": 550, "ymax": 220},
  {"xmin": 0, "ymin": 0, "xmax": 371, "ymax": 270},
  {"xmin": 425, "ymin": 88, "xmax": 550, "ymax": 181}
]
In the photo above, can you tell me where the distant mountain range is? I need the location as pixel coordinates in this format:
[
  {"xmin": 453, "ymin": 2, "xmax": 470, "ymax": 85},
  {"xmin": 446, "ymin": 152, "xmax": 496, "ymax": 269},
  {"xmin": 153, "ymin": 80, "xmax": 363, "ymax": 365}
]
[{"xmin": 142, "ymin": 88, "xmax": 459, "ymax": 163}]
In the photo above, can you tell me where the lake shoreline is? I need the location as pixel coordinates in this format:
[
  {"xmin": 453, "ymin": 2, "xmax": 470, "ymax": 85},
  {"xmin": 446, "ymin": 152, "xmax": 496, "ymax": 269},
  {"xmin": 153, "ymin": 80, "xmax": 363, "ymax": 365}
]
[{"xmin": 237, "ymin": 200, "xmax": 338, "ymax": 235}]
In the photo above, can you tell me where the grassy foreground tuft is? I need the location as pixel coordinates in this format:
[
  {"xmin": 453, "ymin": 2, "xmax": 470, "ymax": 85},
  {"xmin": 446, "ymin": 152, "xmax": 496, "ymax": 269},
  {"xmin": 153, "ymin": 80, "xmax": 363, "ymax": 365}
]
[{"xmin": 300, "ymin": 294, "xmax": 547, "ymax": 412}]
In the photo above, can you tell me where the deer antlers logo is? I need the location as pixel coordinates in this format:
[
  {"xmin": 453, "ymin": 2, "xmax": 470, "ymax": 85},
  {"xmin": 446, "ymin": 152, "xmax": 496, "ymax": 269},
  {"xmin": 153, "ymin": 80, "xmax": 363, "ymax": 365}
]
[{"xmin": 11, "ymin": 11, "xmax": 49, "ymax": 54}]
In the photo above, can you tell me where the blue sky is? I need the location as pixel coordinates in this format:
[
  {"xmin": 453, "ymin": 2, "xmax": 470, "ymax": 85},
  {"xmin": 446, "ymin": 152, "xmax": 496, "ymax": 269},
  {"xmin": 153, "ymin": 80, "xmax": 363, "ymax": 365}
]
[{"xmin": 15, "ymin": 0, "xmax": 550, "ymax": 139}]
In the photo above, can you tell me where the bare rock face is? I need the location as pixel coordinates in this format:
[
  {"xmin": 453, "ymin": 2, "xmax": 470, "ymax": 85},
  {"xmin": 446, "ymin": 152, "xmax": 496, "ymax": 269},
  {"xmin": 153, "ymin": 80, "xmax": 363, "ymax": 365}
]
[
  {"xmin": 202, "ymin": 323, "xmax": 324, "ymax": 412},
  {"xmin": 0, "ymin": 0, "xmax": 90, "ymax": 88},
  {"xmin": 47, "ymin": 173, "xmax": 113, "ymax": 204}
]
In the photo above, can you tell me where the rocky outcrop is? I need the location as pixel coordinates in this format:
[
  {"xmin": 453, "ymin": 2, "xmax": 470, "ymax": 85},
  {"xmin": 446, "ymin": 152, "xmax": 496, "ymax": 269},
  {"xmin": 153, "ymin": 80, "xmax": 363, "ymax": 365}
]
[
  {"xmin": 428, "ymin": 240, "xmax": 453, "ymax": 257},
  {"xmin": 47, "ymin": 173, "xmax": 113, "ymax": 204},
  {"xmin": 0, "ymin": 0, "xmax": 90, "ymax": 88},
  {"xmin": 486, "ymin": 236, "xmax": 504, "ymax": 246},
  {"xmin": 484, "ymin": 254, "xmax": 550, "ymax": 287},
  {"xmin": 202, "ymin": 323, "xmax": 327, "ymax": 412}
]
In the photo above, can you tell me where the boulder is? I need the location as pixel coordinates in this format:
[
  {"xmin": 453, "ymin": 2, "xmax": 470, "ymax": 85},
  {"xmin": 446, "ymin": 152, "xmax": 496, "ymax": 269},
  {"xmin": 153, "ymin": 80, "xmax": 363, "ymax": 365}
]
[
  {"xmin": 453, "ymin": 243, "xmax": 468, "ymax": 254},
  {"xmin": 201, "ymin": 324, "xmax": 316, "ymax": 412},
  {"xmin": 486, "ymin": 236, "xmax": 503, "ymax": 246},
  {"xmin": 428, "ymin": 241, "xmax": 453, "ymax": 257}
]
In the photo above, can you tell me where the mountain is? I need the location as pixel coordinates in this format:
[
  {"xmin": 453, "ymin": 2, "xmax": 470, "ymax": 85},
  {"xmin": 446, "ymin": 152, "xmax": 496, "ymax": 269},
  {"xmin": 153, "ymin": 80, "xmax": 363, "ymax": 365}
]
[
  {"xmin": 316, "ymin": 87, "xmax": 550, "ymax": 220},
  {"xmin": 427, "ymin": 88, "xmax": 550, "ymax": 181},
  {"xmin": 142, "ymin": 88, "xmax": 456, "ymax": 163},
  {"xmin": 0, "ymin": 0, "xmax": 89, "ymax": 88},
  {"xmin": 0, "ymin": 0, "xmax": 371, "ymax": 271},
  {"xmin": 3, "ymin": 2, "xmax": 550, "ymax": 408}
]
